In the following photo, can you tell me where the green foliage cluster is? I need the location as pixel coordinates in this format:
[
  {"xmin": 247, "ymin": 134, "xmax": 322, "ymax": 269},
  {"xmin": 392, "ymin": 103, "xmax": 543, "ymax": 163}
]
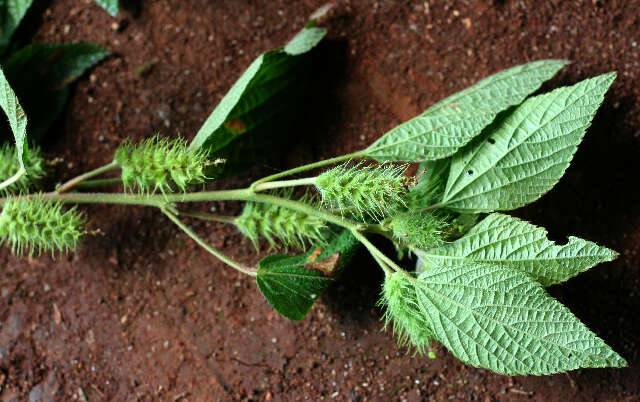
[{"xmin": 0, "ymin": 9, "xmax": 628, "ymax": 377}]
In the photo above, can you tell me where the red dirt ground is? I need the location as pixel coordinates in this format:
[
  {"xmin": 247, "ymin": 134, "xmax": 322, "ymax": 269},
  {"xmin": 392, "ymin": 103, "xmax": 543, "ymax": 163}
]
[{"xmin": 1, "ymin": 0, "xmax": 640, "ymax": 400}]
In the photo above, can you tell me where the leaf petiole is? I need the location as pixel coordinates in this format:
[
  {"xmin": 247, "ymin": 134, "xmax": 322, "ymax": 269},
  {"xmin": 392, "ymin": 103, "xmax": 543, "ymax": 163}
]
[
  {"xmin": 75, "ymin": 177, "xmax": 123, "ymax": 189},
  {"xmin": 56, "ymin": 160, "xmax": 120, "ymax": 194},
  {"xmin": 162, "ymin": 207, "xmax": 257, "ymax": 277},
  {"xmin": 252, "ymin": 177, "xmax": 317, "ymax": 192},
  {"xmin": 0, "ymin": 166, "xmax": 26, "ymax": 191},
  {"xmin": 350, "ymin": 229, "xmax": 411, "ymax": 278},
  {"xmin": 249, "ymin": 152, "xmax": 362, "ymax": 189},
  {"xmin": 174, "ymin": 209, "xmax": 237, "ymax": 225}
]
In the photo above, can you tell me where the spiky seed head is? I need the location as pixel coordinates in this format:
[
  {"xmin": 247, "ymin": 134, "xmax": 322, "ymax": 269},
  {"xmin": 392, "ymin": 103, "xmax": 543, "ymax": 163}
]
[
  {"xmin": 389, "ymin": 211, "xmax": 450, "ymax": 250},
  {"xmin": 235, "ymin": 192, "xmax": 327, "ymax": 250},
  {"xmin": 0, "ymin": 195, "xmax": 85, "ymax": 256},
  {"xmin": 0, "ymin": 143, "xmax": 45, "ymax": 194},
  {"xmin": 114, "ymin": 135, "xmax": 212, "ymax": 194},
  {"xmin": 315, "ymin": 162, "xmax": 410, "ymax": 221},
  {"xmin": 379, "ymin": 272, "xmax": 434, "ymax": 355}
]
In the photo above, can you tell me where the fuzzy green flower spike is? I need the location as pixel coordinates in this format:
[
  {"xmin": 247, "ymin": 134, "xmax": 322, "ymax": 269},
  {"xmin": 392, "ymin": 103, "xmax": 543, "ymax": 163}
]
[
  {"xmin": 114, "ymin": 136, "xmax": 212, "ymax": 194},
  {"xmin": 236, "ymin": 192, "xmax": 327, "ymax": 250},
  {"xmin": 315, "ymin": 163, "xmax": 410, "ymax": 220},
  {"xmin": 389, "ymin": 211, "xmax": 450, "ymax": 250},
  {"xmin": 379, "ymin": 272, "xmax": 434, "ymax": 355},
  {"xmin": 0, "ymin": 143, "xmax": 45, "ymax": 194},
  {"xmin": 0, "ymin": 195, "xmax": 85, "ymax": 256}
]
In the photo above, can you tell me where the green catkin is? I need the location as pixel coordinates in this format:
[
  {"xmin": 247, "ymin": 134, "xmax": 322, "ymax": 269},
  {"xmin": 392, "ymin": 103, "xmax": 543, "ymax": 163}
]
[
  {"xmin": 0, "ymin": 143, "xmax": 46, "ymax": 194},
  {"xmin": 0, "ymin": 195, "xmax": 85, "ymax": 256},
  {"xmin": 315, "ymin": 163, "xmax": 410, "ymax": 220},
  {"xmin": 389, "ymin": 211, "xmax": 450, "ymax": 250},
  {"xmin": 114, "ymin": 136, "xmax": 211, "ymax": 194},
  {"xmin": 379, "ymin": 272, "xmax": 434, "ymax": 355},
  {"xmin": 235, "ymin": 192, "xmax": 327, "ymax": 250}
]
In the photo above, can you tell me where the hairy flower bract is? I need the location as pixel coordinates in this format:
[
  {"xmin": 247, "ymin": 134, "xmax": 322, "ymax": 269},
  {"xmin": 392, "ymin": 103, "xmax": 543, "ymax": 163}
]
[
  {"xmin": 315, "ymin": 163, "xmax": 409, "ymax": 220},
  {"xmin": 114, "ymin": 136, "xmax": 211, "ymax": 194},
  {"xmin": 0, "ymin": 195, "xmax": 85, "ymax": 256}
]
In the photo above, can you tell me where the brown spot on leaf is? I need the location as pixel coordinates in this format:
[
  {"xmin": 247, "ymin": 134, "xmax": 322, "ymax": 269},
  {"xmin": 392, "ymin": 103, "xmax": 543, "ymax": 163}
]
[
  {"xmin": 224, "ymin": 119, "xmax": 247, "ymax": 134},
  {"xmin": 307, "ymin": 248, "xmax": 324, "ymax": 262},
  {"xmin": 306, "ymin": 252, "xmax": 341, "ymax": 277}
]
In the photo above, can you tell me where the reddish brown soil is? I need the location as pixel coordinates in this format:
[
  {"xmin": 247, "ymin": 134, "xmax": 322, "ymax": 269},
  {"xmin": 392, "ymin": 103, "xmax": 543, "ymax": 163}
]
[{"xmin": 1, "ymin": 0, "xmax": 640, "ymax": 400}]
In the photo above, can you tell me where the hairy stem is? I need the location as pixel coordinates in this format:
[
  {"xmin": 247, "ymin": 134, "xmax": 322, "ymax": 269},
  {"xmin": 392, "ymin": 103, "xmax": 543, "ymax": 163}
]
[
  {"xmin": 163, "ymin": 208, "xmax": 257, "ymax": 277},
  {"xmin": 250, "ymin": 152, "xmax": 362, "ymax": 189},
  {"xmin": 0, "ymin": 166, "xmax": 26, "ymax": 191},
  {"xmin": 252, "ymin": 177, "xmax": 317, "ymax": 192},
  {"xmin": 56, "ymin": 161, "xmax": 119, "ymax": 194}
]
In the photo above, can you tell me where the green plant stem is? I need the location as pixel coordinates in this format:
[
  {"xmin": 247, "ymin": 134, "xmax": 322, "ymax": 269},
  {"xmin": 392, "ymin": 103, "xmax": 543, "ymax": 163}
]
[
  {"xmin": 0, "ymin": 188, "xmax": 364, "ymax": 232},
  {"xmin": 0, "ymin": 166, "xmax": 26, "ymax": 191},
  {"xmin": 75, "ymin": 177, "xmax": 122, "ymax": 189},
  {"xmin": 252, "ymin": 177, "xmax": 317, "ymax": 192},
  {"xmin": 176, "ymin": 209, "xmax": 237, "ymax": 225},
  {"xmin": 163, "ymin": 208, "xmax": 257, "ymax": 277},
  {"xmin": 0, "ymin": 191, "xmax": 167, "ymax": 208},
  {"xmin": 56, "ymin": 161, "xmax": 119, "ymax": 194},
  {"xmin": 250, "ymin": 152, "xmax": 362, "ymax": 189},
  {"xmin": 350, "ymin": 229, "xmax": 408, "ymax": 277},
  {"xmin": 364, "ymin": 223, "xmax": 394, "ymax": 240}
]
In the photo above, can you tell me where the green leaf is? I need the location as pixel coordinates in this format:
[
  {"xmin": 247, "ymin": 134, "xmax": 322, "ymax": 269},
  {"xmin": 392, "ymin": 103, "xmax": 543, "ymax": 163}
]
[
  {"xmin": 0, "ymin": 0, "xmax": 34, "ymax": 55},
  {"xmin": 0, "ymin": 65, "xmax": 26, "ymax": 170},
  {"xmin": 441, "ymin": 72, "xmax": 616, "ymax": 212},
  {"xmin": 364, "ymin": 60, "xmax": 568, "ymax": 162},
  {"xmin": 2, "ymin": 43, "xmax": 109, "ymax": 141},
  {"xmin": 189, "ymin": 21, "xmax": 326, "ymax": 178},
  {"xmin": 406, "ymin": 158, "xmax": 449, "ymax": 210},
  {"xmin": 414, "ymin": 263, "xmax": 626, "ymax": 374},
  {"xmin": 283, "ymin": 26, "xmax": 326, "ymax": 55},
  {"xmin": 417, "ymin": 213, "xmax": 618, "ymax": 287},
  {"xmin": 257, "ymin": 255, "xmax": 334, "ymax": 321},
  {"xmin": 93, "ymin": 0, "xmax": 118, "ymax": 16},
  {"xmin": 256, "ymin": 229, "xmax": 359, "ymax": 321}
]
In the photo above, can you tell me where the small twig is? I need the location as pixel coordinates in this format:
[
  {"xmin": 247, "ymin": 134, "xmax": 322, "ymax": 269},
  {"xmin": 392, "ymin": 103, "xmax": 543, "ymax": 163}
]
[
  {"xmin": 78, "ymin": 387, "xmax": 88, "ymax": 402},
  {"xmin": 91, "ymin": 384, "xmax": 106, "ymax": 399},
  {"xmin": 173, "ymin": 391, "xmax": 190, "ymax": 401},
  {"xmin": 509, "ymin": 388, "xmax": 533, "ymax": 396}
]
